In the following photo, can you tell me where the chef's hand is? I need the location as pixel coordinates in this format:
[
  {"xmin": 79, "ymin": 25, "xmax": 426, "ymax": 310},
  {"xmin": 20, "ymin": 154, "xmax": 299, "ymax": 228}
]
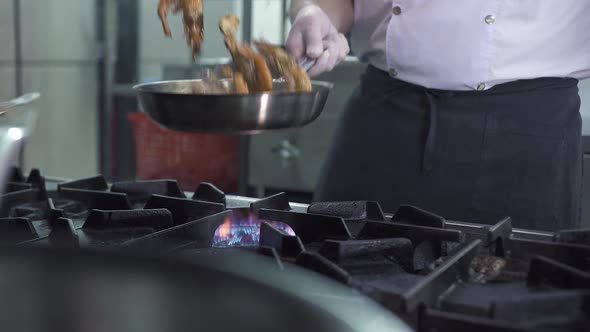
[{"xmin": 286, "ymin": 5, "xmax": 350, "ymax": 77}]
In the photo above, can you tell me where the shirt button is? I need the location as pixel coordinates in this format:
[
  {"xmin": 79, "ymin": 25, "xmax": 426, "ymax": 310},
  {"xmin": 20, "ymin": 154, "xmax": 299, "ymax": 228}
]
[
  {"xmin": 476, "ymin": 83, "xmax": 486, "ymax": 91},
  {"xmin": 392, "ymin": 6, "xmax": 402, "ymax": 15},
  {"xmin": 389, "ymin": 68, "xmax": 398, "ymax": 77},
  {"xmin": 485, "ymin": 15, "xmax": 496, "ymax": 24}
]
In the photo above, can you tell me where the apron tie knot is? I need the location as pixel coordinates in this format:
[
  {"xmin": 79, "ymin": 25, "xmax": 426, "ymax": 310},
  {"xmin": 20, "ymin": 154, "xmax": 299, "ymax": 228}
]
[{"xmin": 421, "ymin": 90, "xmax": 453, "ymax": 174}]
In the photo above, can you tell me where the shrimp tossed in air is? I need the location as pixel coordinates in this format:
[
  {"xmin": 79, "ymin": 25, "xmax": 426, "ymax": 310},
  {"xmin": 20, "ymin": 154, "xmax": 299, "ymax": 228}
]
[
  {"xmin": 219, "ymin": 14, "xmax": 273, "ymax": 93},
  {"xmin": 158, "ymin": 0, "xmax": 204, "ymax": 61},
  {"xmin": 253, "ymin": 40, "xmax": 312, "ymax": 92},
  {"xmin": 156, "ymin": 7, "xmax": 311, "ymax": 94}
]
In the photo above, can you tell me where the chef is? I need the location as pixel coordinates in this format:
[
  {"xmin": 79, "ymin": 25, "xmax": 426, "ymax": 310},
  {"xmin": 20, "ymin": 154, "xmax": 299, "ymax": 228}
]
[{"xmin": 286, "ymin": 0, "xmax": 590, "ymax": 231}]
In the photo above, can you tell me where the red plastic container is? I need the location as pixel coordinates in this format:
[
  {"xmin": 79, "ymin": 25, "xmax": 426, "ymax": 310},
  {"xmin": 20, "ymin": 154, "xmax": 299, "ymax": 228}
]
[{"xmin": 127, "ymin": 112, "xmax": 240, "ymax": 193}]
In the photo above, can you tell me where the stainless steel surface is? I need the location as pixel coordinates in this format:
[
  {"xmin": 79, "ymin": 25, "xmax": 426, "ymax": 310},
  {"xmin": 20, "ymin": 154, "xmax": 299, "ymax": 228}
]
[
  {"xmin": 133, "ymin": 79, "xmax": 333, "ymax": 134},
  {"xmin": 44, "ymin": 177, "xmax": 312, "ymax": 212},
  {"xmin": 224, "ymin": 194, "xmax": 310, "ymax": 212},
  {"xmin": 227, "ymin": 195, "xmax": 555, "ymax": 240},
  {"xmin": 0, "ymin": 92, "xmax": 40, "ymax": 205},
  {"xmin": 224, "ymin": 193, "xmax": 556, "ymax": 240}
]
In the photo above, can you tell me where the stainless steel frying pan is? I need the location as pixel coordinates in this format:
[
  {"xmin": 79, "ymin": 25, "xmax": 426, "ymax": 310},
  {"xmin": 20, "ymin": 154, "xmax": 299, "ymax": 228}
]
[{"xmin": 133, "ymin": 78, "xmax": 333, "ymax": 134}]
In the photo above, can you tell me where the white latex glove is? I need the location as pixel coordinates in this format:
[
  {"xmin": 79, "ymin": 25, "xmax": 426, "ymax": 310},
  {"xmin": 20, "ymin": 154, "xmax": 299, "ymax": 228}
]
[{"xmin": 286, "ymin": 5, "xmax": 350, "ymax": 77}]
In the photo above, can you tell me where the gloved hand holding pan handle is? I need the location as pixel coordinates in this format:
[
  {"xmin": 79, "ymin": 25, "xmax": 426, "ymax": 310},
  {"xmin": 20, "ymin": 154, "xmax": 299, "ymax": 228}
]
[
  {"xmin": 286, "ymin": 3, "xmax": 351, "ymax": 77},
  {"xmin": 298, "ymin": 56, "xmax": 317, "ymax": 73}
]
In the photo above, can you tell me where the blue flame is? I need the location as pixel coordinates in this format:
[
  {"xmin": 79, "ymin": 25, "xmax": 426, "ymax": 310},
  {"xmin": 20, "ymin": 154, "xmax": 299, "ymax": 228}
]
[{"xmin": 212, "ymin": 212, "xmax": 295, "ymax": 248}]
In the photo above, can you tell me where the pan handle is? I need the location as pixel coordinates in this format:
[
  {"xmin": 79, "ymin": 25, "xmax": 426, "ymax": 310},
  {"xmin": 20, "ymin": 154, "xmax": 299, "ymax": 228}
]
[
  {"xmin": 279, "ymin": 45, "xmax": 318, "ymax": 72},
  {"xmin": 298, "ymin": 57, "xmax": 317, "ymax": 72}
]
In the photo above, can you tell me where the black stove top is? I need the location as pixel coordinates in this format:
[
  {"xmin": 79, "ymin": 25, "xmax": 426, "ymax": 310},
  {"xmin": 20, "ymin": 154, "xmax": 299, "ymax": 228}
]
[{"xmin": 1, "ymin": 168, "xmax": 589, "ymax": 331}]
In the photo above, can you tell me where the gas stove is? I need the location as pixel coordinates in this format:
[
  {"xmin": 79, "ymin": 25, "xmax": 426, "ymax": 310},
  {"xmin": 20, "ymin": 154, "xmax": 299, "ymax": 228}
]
[{"xmin": 1, "ymin": 167, "xmax": 589, "ymax": 331}]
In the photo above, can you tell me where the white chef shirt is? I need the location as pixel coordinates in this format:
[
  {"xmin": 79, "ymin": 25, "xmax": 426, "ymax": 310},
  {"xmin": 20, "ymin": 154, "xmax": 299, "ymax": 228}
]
[{"xmin": 350, "ymin": 0, "xmax": 590, "ymax": 91}]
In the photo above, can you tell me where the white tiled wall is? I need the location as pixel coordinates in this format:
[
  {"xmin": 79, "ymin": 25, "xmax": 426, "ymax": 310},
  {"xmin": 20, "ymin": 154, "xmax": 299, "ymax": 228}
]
[
  {"xmin": 0, "ymin": 0, "xmax": 15, "ymax": 62},
  {"xmin": 19, "ymin": 0, "xmax": 97, "ymax": 62},
  {"xmin": 0, "ymin": 68, "xmax": 16, "ymax": 102},
  {"xmin": 0, "ymin": 0, "xmax": 99, "ymax": 179},
  {"xmin": 0, "ymin": 0, "xmax": 15, "ymax": 102},
  {"xmin": 21, "ymin": 66, "xmax": 98, "ymax": 179},
  {"xmin": 252, "ymin": 0, "xmax": 284, "ymax": 44}
]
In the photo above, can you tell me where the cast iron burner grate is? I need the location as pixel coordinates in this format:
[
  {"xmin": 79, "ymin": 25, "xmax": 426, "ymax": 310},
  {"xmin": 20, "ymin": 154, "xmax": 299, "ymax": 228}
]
[{"xmin": 1, "ymin": 168, "xmax": 589, "ymax": 331}]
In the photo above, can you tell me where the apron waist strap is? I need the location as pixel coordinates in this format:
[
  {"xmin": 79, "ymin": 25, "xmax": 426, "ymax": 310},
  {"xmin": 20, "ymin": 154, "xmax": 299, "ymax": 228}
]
[
  {"xmin": 366, "ymin": 65, "xmax": 578, "ymax": 96},
  {"xmin": 364, "ymin": 65, "xmax": 579, "ymax": 174},
  {"xmin": 422, "ymin": 91, "xmax": 438, "ymax": 173}
]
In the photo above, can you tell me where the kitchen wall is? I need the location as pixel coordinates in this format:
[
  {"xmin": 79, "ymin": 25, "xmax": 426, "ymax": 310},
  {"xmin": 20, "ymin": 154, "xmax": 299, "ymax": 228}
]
[
  {"xmin": 0, "ymin": 0, "xmax": 99, "ymax": 180},
  {"xmin": 2, "ymin": 0, "xmax": 590, "ymax": 184},
  {"xmin": 0, "ymin": 0, "xmax": 16, "ymax": 101},
  {"xmin": 252, "ymin": 0, "xmax": 285, "ymax": 44},
  {"xmin": 0, "ymin": 0, "xmax": 246, "ymax": 180}
]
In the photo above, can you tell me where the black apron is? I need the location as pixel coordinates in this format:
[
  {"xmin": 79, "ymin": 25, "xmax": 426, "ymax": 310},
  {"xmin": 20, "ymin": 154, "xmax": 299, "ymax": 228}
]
[{"xmin": 314, "ymin": 65, "xmax": 582, "ymax": 232}]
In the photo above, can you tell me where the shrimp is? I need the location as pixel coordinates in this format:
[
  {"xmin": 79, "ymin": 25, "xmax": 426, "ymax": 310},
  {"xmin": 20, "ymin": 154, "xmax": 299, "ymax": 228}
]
[
  {"xmin": 157, "ymin": 0, "xmax": 204, "ymax": 61},
  {"xmin": 219, "ymin": 15, "xmax": 273, "ymax": 92},
  {"xmin": 253, "ymin": 39, "xmax": 312, "ymax": 92}
]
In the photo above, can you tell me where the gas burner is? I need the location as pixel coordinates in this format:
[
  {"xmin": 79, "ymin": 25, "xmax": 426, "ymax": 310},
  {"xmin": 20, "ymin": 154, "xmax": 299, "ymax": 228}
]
[{"xmin": 1, "ymin": 168, "xmax": 589, "ymax": 331}]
